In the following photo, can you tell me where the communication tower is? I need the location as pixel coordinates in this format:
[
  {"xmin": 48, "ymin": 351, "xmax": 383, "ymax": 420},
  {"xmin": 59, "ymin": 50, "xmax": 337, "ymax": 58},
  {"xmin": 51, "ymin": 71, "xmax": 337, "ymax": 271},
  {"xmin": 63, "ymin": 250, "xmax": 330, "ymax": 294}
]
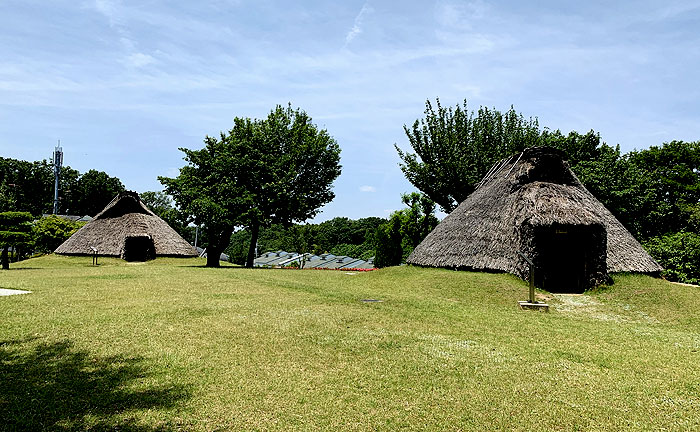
[{"xmin": 53, "ymin": 142, "xmax": 63, "ymax": 215}]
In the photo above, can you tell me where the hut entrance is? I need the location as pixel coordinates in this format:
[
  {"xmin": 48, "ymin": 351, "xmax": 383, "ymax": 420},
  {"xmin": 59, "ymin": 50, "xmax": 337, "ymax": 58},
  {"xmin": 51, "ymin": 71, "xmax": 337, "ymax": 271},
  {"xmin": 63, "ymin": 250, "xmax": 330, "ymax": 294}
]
[
  {"xmin": 530, "ymin": 224, "xmax": 606, "ymax": 293},
  {"xmin": 122, "ymin": 235, "xmax": 155, "ymax": 262}
]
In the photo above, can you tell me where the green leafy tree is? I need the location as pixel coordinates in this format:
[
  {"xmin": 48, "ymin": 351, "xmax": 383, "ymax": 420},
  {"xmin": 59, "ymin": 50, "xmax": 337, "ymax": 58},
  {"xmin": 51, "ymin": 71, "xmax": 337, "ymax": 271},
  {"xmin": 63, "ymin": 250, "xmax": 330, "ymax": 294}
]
[
  {"xmin": 571, "ymin": 144, "xmax": 654, "ymax": 239},
  {"xmin": 373, "ymin": 217, "xmax": 404, "ymax": 268},
  {"xmin": 315, "ymin": 217, "xmax": 354, "ymax": 249},
  {"xmin": 576, "ymin": 140, "xmax": 700, "ymax": 241},
  {"xmin": 0, "ymin": 158, "xmax": 53, "ymax": 215},
  {"xmin": 227, "ymin": 229, "xmax": 254, "ymax": 265},
  {"xmin": 644, "ymin": 232, "xmax": 700, "ymax": 284},
  {"xmin": 56, "ymin": 166, "xmax": 81, "ymax": 215},
  {"xmin": 0, "ymin": 211, "xmax": 33, "ymax": 269},
  {"xmin": 0, "ymin": 157, "xmax": 123, "ymax": 217},
  {"xmin": 32, "ymin": 215, "xmax": 84, "ymax": 254},
  {"xmin": 627, "ymin": 141, "xmax": 700, "ymax": 238},
  {"xmin": 139, "ymin": 191, "xmax": 173, "ymax": 213},
  {"xmin": 374, "ymin": 193, "xmax": 439, "ymax": 267},
  {"xmin": 329, "ymin": 243, "xmax": 361, "ymax": 258},
  {"xmin": 162, "ymin": 104, "xmax": 341, "ymax": 268},
  {"xmin": 140, "ymin": 190, "xmax": 191, "ymax": 240},
  {"xmin": 396, "ymin": 192, "xmax": 439, "ymax": 255},
  {"xmin": 160, "ymin": 130, "xmax": 250, "ymax": 267},
  {"xmin": 227, "ymin": 217, "xmax": 384, "ymax": 265},
  {"xmin": 286, "ymin": 224, "xmax": 315, "ymax": 268},
  {"xmin": 73, "ymin": 170, "xmax": 125, "ymax": 216},
  {"xmin": 396, "ymin": 99, "xmax": 542, "ymax": 212},
  {"xmin": 227, "ymin": 224, "xmax": 297, "ymax": 265},
  {"xmin": 396, "ymin": 99, "xmax": 610, "ymax": 213},
  {"xmin": 238, "ymin": 105, "xmax": 342, "ymax": 267},
  {"xmin": 313, "ymin": 217, "xmax": 385, "ymax": 253},
  {"xmin": 541, "ymin": 130, "xmax": 606, "ymax": 169}
]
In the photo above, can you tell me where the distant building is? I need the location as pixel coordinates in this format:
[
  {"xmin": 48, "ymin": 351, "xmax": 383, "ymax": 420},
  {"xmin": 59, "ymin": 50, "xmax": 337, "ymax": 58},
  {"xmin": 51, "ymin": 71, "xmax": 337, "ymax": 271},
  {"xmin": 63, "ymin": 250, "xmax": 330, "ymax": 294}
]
[
  {"xmin": 42, "ymin": 214, "xmax": 93, "ymax": 222},
  {"xmin": 254, "ymin": 251, "xmax": 374, "ymax": 269},
  {"xmin": 195, "ymin": 247, "xmax": 229, "ymax": 262}
]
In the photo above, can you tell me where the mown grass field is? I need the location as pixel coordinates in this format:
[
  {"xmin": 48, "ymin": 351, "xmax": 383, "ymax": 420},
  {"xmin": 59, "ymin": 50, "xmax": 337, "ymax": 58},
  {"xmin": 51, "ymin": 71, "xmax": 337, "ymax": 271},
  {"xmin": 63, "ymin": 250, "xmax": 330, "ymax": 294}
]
[{"xmin": 1, "ymin": 255, "xmax": 699, "ymax": 431}]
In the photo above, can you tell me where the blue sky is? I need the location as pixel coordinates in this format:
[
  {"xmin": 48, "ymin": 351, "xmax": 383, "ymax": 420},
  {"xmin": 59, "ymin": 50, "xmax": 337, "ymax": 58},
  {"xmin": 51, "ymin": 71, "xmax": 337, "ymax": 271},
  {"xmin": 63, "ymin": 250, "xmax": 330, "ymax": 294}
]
[{"xmin": 1, "ymin": 0, "xmax": 699, "ymax": 221}]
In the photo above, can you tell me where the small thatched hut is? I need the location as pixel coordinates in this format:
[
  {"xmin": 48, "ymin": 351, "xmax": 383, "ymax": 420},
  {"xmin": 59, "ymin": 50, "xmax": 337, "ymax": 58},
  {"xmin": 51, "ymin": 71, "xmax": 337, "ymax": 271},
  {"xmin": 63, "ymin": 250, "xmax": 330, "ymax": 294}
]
[
  {"xmin": 55, "ymin": 191, "xmax": 197, "ymax": 261},
  {"xmin": 407, "ymin": 147, "xmax": 662, "ymax": 292}
]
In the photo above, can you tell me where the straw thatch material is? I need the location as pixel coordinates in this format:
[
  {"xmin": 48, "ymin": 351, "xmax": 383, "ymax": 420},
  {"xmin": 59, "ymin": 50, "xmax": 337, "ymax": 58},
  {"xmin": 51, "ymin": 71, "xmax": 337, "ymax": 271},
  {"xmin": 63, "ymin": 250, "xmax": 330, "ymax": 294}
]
[
  {"xmin": 407, "ymin": 147, "xmax": 661, "ymax": 289},
  {"xmin": 55, "ymin": 191, "xmax": 197, "ymax": 259}
]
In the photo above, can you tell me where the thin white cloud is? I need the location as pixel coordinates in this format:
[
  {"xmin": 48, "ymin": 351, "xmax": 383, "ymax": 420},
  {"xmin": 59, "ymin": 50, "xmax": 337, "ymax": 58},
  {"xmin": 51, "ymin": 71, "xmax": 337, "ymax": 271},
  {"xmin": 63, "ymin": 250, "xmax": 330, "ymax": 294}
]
[
  {"xmin": 92, "ymin": 0, "xmax": 122, "ymax": 27},
  {"xmin": 124, "ymin": 52, "xmax": 156, "ymax": 68},
  {"xmin": 87, "ymin": 0, "xmax": 161, "ymax": 73},
  {"xmin": 451, "ymin": 83, "xmax": 482, "ymax": 98},
  {"xmin": 435, "ymin": 0, "xmax": 488, "ymax": 29},
  {"xmin": 360, "ymin": 185, "xmax": 376, "ymax": 193},
  {"xmin": 344, "ymin": 2, "xmax": 373, "ymax": 47}
]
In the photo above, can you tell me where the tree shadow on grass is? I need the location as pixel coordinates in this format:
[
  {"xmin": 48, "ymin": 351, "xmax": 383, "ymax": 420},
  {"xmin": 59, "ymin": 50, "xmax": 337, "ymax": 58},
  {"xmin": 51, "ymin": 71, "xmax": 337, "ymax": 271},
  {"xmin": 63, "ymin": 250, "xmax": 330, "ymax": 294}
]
[
  {"xmin": 0, "ymin": 338, "xmax": 190, "ymax": 431},
  {"xmin": 0, "ymin": 267, "xmax": 43, "ymax": 270}
]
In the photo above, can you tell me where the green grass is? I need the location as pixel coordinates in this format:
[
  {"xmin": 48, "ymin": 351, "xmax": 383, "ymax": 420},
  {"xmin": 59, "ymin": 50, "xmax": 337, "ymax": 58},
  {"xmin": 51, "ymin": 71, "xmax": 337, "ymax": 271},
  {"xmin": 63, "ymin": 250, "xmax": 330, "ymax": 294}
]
[{"xmin": 1, "ymin": 255, "xmax": 699, "ymax": 431}]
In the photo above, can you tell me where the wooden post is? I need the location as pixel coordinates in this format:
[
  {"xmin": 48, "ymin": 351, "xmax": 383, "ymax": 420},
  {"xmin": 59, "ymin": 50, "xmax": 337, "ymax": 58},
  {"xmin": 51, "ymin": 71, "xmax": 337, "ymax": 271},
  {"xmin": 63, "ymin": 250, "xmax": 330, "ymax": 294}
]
[
  {"xmin": 529, "ymin": 264, "xmax": 535, "ymax": 303},
  {"xmin": 517, "ymin": 251, "xmax": 549, "ymax": 312}
]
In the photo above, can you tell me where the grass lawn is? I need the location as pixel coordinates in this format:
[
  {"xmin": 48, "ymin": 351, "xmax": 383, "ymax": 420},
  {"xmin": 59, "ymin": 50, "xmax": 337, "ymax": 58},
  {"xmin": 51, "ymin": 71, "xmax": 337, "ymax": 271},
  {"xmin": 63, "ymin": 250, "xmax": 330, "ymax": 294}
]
[{"xmin": 1, "ymin": 255, "xmax": 699, "ymax": 431}]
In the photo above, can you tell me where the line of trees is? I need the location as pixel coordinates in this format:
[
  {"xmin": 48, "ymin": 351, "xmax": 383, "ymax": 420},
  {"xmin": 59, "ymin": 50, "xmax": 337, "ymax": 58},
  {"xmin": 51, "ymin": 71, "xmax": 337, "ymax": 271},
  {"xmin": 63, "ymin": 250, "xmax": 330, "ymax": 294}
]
[
  {"xmin": 226, "ymin": 217, "xmax": 384, "ymax": 265},
  {"xmin": 224, "ymin": 192, "xmax": 438, "ymax": 269},
  {"xmin": 0, "ymin": 157, "xmax": 125, "ymax": 217},
  {"xmin": 0, "ymin": 212, "xmax": 86, "ymax": 269}
]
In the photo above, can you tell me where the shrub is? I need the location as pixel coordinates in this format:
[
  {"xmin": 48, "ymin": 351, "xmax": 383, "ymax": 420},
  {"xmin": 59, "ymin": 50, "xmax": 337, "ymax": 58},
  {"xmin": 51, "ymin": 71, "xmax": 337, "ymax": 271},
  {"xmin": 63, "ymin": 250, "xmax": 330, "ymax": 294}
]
[
  {"xmin": 644, "ymin": 232, "xmax": 700, "ymax": 285},
  {"xmin": 32, "ymin": 216, "xmax": 84, "ymax": 254}
]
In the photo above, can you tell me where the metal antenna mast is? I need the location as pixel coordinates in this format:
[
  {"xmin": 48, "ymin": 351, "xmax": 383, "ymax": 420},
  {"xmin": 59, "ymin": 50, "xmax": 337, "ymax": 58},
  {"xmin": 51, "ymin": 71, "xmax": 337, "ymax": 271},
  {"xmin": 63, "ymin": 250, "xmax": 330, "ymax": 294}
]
[{"xmin": 53, "ymin": 141, "xmax": 63, "ymax": 215}]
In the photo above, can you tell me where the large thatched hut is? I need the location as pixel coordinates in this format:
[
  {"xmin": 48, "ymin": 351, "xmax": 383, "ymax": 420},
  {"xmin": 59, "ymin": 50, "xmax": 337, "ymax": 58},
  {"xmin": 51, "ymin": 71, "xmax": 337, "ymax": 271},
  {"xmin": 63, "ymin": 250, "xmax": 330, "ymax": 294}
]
[
  {"xmin": 407, "ymin": 147, "xmax": 661, "ymax": 292},
  {"xmin": 55, "ymin": 191, "xmax": 197, "ymax": 261}
]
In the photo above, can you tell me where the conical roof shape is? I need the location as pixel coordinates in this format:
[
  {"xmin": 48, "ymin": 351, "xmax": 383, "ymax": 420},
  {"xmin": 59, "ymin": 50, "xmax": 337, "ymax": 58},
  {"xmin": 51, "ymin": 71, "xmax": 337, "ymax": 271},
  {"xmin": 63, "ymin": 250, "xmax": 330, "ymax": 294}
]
[
  {"xmin": 407, "ymin": 147, "xmax": 661, "ymax": 290},
  {"xmin": 55, "ymin": 191, "xmax": 197, "ymax": 258}
]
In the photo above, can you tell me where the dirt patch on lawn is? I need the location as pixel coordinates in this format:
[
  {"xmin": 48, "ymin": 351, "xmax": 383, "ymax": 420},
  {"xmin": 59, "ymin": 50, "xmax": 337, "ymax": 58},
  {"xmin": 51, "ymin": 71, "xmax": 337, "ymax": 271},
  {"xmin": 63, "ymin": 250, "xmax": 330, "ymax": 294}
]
[{"xmin": 551, "ymin": 293, "xmax": 658, "ymax": 324}]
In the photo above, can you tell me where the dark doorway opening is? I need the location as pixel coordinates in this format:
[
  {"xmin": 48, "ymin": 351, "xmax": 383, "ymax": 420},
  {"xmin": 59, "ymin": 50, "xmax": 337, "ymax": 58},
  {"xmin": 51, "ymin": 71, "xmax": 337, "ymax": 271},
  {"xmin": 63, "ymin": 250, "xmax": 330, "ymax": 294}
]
[
  {"xmin": 122, "ymin": 235, "xmax": 155, "ymax": 262},
  {"xmin": 530, "ymin": 224, "xmax": 606, "ymax": 293}
]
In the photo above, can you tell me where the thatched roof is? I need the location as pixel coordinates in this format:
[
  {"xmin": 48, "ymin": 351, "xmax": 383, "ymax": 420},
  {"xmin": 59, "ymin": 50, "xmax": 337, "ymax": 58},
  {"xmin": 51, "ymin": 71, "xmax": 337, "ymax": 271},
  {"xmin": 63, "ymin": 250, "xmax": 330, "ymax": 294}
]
[
  {"xmin": 55, "ymin": 191, "xmax": 197, "ymax": 258},
  {"xmin": 407, "ymin": 147, "xmax": 662, "ymax": 280}
]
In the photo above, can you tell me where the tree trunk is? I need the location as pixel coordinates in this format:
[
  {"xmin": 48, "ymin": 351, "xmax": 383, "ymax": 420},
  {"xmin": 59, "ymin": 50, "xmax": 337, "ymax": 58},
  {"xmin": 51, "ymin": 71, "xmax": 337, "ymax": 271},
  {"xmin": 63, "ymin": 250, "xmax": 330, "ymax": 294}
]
[
  {"xmin": 204, "ymin": 227, "xmax": 233, "ymax": 268},
  {"xmin": 1, "ymin": 246, "xmax": 8, "ymax": 270},
  {"xmin": 245, "ymin": 218, "xmax": 260, "ymax": 268},
  {"xmin": 206, "ymin": 245, "xmax": 222, "ymax": 268}
]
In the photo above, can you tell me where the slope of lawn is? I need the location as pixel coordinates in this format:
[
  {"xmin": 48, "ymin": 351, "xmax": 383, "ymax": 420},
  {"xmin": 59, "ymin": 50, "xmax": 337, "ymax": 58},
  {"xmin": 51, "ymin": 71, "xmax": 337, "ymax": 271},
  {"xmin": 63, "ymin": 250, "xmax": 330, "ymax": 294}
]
[{"xmin": 1, "ymin": 255, "xmax": 698, "ymax": 431}]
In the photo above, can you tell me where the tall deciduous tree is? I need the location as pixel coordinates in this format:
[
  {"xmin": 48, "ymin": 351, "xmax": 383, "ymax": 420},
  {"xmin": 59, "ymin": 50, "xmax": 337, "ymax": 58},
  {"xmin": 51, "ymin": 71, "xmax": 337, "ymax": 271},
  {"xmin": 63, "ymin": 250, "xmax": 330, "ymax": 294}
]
[
  {"xmin": 56, "ymin": 166, "xmax": 81, "ymax": 215},
  {"xmin": 139, "ymin": 190, "xmax": 191, "ymax": 241},
  {"xmin": 374, "ymin": 192, "xmax": 439, "ymax": 268},
  {"xmin": 74, "ymin": 170, "xmax": 125, "ymax": 216},
  {"xmin": 239, "ymin": 105, "xmax": 341, "ymax": 267},
  {"xmin": 396, "ymin": 99, "xmax": 606, "ymax": 213},
  {"xmin": 139, "ymin": 191, "xmax": 173, "ymax": 214},
  {"xmin": 161, "ymin": 104, "xmax": 341, "ymax": 268},
  {"xmin": 0, "ymin": 211, "xmax": 32, "ymax": 269},
  {"xmin": 160, "ymin": 129, "xmax": 250, "ymax": 267},
  {"xmin": 396, "ymin": 99, "xmax": 542, "ymax": 212},
  {"xmin": 627, "ymin": 140, "xmax": 700, "ymax": 238},
  {"xmin": 0, "ymin": 158, "xmax": 53, "ymax": 215}
]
